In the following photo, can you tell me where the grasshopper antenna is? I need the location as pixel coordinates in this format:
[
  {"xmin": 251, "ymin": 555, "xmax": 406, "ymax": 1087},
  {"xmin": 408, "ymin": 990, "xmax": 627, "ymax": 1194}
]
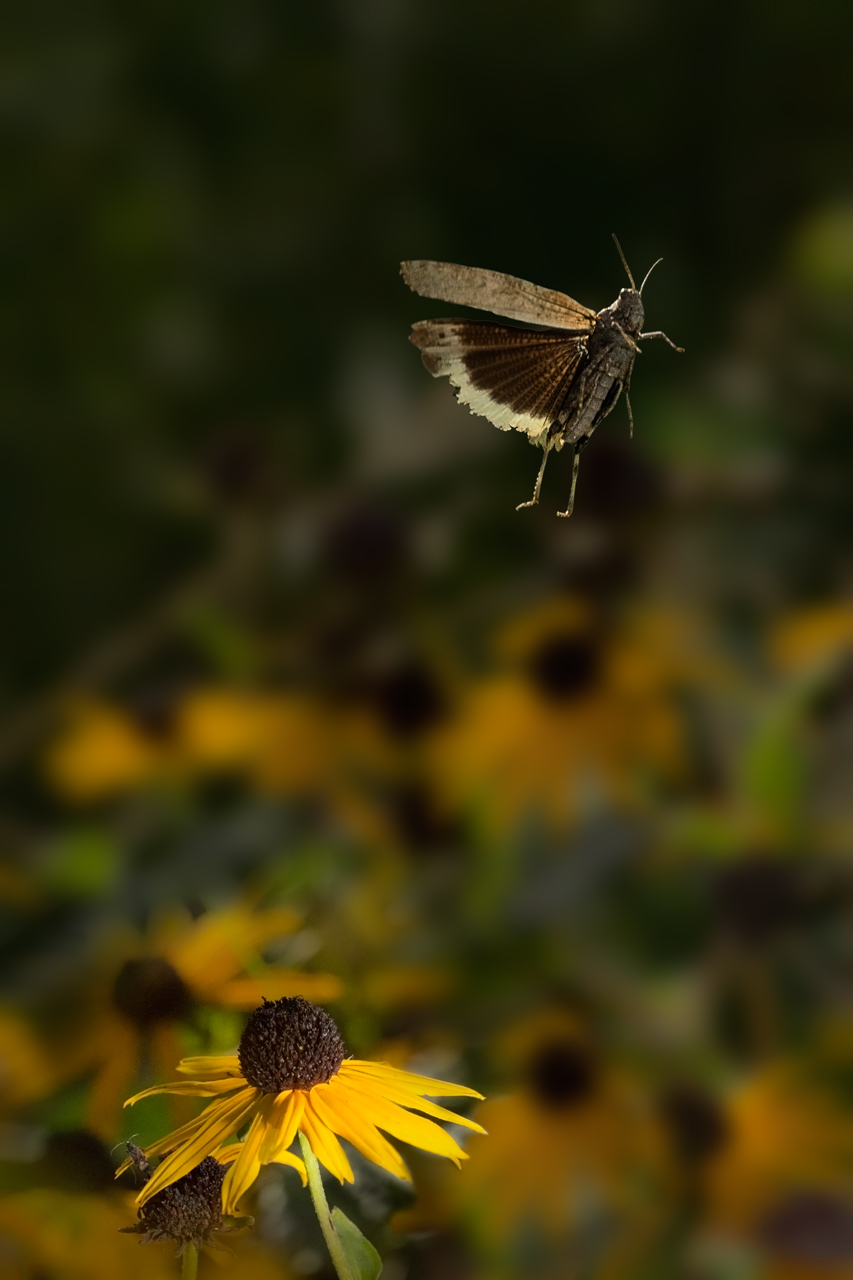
[
  {"xmin": 639, "ymin": 257, "xmax": 664, "ymax": 296},
  {"xmin": 611, "ymin": 233, "xmax": 636, "ymax": 289}
]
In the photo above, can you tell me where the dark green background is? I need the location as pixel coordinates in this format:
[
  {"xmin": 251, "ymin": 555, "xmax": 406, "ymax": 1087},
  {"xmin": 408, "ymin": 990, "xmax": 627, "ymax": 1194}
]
[{"xmin": 2, "ymin": 0, "xmax": 851, "ymax": 710}]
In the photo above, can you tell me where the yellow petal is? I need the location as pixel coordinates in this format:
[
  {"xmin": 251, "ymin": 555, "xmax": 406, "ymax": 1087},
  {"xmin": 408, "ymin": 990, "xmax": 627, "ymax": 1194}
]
[
  {"xmin": 341, "ymin": 1059, "xmax": 484, "ymax": 1099},
  {"xmin": 127, "ymin": 1076, "xmax": 247, "ymax": 1102},
  {"xmin": 213, "ymin": 1143, "xmax": 243, "ymax": 1166},
  {"xmin": 176, "ymin": 1055, "xmax": 242, "ymax": 1078},
  {"xmin": 137, "ymin": 1087, "xmax": 262, "ymax": 1205},
  {"xmin": 268, "ymin": 1148, "xmax": 308, "ymax": 1184},
  {"xmin": 336, "ymin": 1082, "xmax": 470, "ymax": 1166},
  {"xmin": 310, "ymin": 1084, "xmax": 410, "ymax": 1181},
  {"xmin": 300, "ymin": 1103, "xmax": 354, "ymax": 1183},
  {"xmin": 340, "ymin": 1073, "xmax": 487, "ymax": 1133},
  {"xmin": 259, "ymin": 1090, "xmax": 302, "ymax": 1162},
  {"xmin": 222, "ymin": 1101, "xmax": 273, "ymax": 1213}
]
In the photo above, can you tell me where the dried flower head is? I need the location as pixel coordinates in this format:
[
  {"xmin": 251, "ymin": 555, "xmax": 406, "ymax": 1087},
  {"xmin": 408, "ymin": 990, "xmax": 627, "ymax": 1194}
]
[{"xmin": 120, "ymin": 1149, "xmax": 231, "ymax": 1255}]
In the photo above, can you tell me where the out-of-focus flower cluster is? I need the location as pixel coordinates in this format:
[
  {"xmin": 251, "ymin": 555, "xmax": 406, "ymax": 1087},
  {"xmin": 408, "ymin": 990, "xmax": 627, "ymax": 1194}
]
[{"xmin": 3, "ymin": 572, "xmax": 853, "ymax": 1279}]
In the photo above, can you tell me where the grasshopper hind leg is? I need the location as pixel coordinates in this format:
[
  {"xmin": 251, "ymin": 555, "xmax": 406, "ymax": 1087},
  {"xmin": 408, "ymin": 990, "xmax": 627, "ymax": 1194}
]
[
  {"xmin": 557, "ymin": 436, "xmax": 591, "ymax": 518},
  {"xmin": 515, "ymin": 438, "xmax": 553, "ymax": 511}
]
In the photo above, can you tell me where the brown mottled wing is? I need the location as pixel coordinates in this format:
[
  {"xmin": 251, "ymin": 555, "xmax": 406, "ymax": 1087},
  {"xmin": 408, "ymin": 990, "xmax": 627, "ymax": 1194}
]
[
  {"xmin": 401, "ymin": 261, "xmax": 597, "ymax": 331},
  {"xmin": 410, "ymin": 319, "xmax": 588, "ymax": 446}
]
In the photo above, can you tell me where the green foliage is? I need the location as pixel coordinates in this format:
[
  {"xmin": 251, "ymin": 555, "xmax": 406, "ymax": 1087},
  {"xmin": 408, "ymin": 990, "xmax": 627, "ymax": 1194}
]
[{"xmin": 331, "ymin": 1207, "xmax": 383, "ymax": 1280}]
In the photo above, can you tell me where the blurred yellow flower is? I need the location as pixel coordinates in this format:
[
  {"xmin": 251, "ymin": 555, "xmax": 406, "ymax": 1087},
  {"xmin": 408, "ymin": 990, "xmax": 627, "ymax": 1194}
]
[
  {"xmin": 700, "ymin": 1065, "xmax": 853, "ymax": 1235},
  {"xmin": 658, "ymin": 1063, "xmax": 853, "ymax": 1264},
  {"xmin": 45, "ymin": 699, "xmax": 168, "ymax": 800},
  {"xmin": 0, "ymin": 1006, "xmax": 56, "ymax": 1111},
  {"xmin": 43, "ymin": 690, "xmax": 313, "ymax": 802},
  {"xmin": 121, "ymin": 996, "xmax": 484, "ymax": 1214},
  {"xmin": 0, "ymin": 1188, "xmax": 177, "ymax": 1280},
  {"xmin": 427, "ymin": 598, "xmax": 690, "ymax": 834},
  {"xmin": 252, "ymin": 654, "xmax": 459, "ymax": 854},
  {"xmin": 43, "ymin": 681, "xmax": 462, "ymax": 857},
  {"xmin": 397, "ymin": 1009, "xmax": 661, "ymax": 1271},
  {"xmin": 770, "ymin": 603, "xmax": 853, "ymax": 673}
]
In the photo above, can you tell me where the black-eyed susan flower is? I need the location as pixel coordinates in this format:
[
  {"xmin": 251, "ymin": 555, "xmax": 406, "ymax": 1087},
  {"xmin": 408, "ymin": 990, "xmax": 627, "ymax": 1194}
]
[
  {"xmin": 693, "ymin": 1064, "xmax": 853, "ymax": 1237},
  {"xmin": 0, "ymin": 1187, "xmax": 179, "ymax": 1280},
  {"xmin": 0, "ymin": 1004, "xmax": 56, "ymax": 1113},
  {"xmin": 425, "ymin": 597, "xmax": 695, "ymax": 835},
  {"xmin": 654, "ymin": 1061, "xmax": 853, "ymax": 1268},
  {"xmin": 121, "ymin": 996, "xmax": 484, "ymax": 1216},
  {"xmin": 43, "ymin": 689, "xmax": 305, "ymax": 802},
  {"xmin": 769, "ymin": 602, "xmax": 853, "ymax": 675},
  {"xmin": 396, "ymin": 1009, "xmax": 661, "ymax": 1272}
]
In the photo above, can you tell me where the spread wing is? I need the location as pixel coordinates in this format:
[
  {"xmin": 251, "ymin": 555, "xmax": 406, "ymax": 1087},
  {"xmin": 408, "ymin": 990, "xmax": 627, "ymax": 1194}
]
[
  {"xmin": 401, "ymin": 261, "xmax": 596, "ymax": 331},
  {"xmin": 410, "ymin": 319, "xmax": 588, "ymax": 446}
]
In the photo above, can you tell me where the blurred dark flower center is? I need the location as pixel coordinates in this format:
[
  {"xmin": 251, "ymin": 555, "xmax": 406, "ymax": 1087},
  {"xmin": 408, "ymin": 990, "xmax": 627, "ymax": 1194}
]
[
  {"xmin": 526, "ymin": 633, "xmax": 601, "ymax": 702},
  {"xmin": 658, "ymin": 1083, "xmax": 729, "ymax": 1165},
  {"xmin": 809, "ymin": 650, "xmax": 853, "ymax": 724},
  {"xmin": 126, "ymin": 1156, "xmax": 225, "ymax": 1249},
  {"xmin": 41, "ymin": 1129, "xmax": 116, "ymax": 1193},
  {"xmin": 204, "ymin": 431, "xmax": 269, "ymax": 505},
  {"xmin": 526, "ymin": 1039, "xmax": 597, "ymax": 1109},
  {"xmin": 112, "ymin": 957, "xmax": 194, "ymax": 1025},
  {"xmin": 759, "ymin": 1191, "xmax": 853, "ymax": 1263},
  {"xmin": 714, "ymin": 856, "xmax": 800, "ymax": 944},
  {"xmin": 126, "ymin": 688, "xmax": 183, "ymax": 741},
  {"xmin": 370, "ymin": 662, "xmax": 448, "ymax": 739},
  {"xmin": 239, "ymin": 996, "xmax": 344, "ymax": 1093},
  {"xmin": 323, "ymin": 502, "xmax": 408, "ymax": 583},
  {"xmin": 388, "ymin": 781, "xmax": 458, "ymax": 855}
]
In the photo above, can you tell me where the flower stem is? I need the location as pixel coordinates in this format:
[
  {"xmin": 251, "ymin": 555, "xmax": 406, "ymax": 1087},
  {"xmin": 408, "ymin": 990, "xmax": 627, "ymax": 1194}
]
[
  {"xmin": 181, "ymin": 1242, "xmax": 199, "ymax": 1280},
  {"xmin": 298, "ymin": 1131, "xmax": 355, "ymax": 1280}
]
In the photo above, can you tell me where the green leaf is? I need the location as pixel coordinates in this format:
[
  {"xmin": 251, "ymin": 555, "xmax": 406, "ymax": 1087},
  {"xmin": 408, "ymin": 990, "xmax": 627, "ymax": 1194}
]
[
  {"xmin": 220, "ymin": 1214, "xmax": 254, "ymax": 1233},
  {"xmin": 330, "ymin": 1207, "xmax": 382, "ymax": 1280}
]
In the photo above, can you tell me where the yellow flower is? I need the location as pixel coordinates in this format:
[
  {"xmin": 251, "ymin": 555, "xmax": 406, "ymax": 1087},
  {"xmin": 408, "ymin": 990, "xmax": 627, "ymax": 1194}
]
[
  {"xmin": 42, "ymin": 668, "xmax": 460, "ymax": 852},
  {"xmin": 699, "ymin": 1065, "xmax": 853, "ymax": 1235},
  {"xmin": 396, "ymin": 1010, "xmax": 661, "ymax": 1269},
  {"xmin": 44, "ymin": 698, "xmax": 169, "ymax": 800},
  {"xmin": 121, "ymin": 995, "xmax": 484, "ymax": 1215},
  {"xmin": 0, "ymin": 1188, "xmax": 178, "ymax": 1280},
  {"xmin": 43, "ymin": 689, "xmax": 311, "ymax": 802},
  {"xmin": 427, "ymin": 597, "xmax": 689, "ymax": 834},
  {"xmin": 0, "ymin": 1006, "xmax": 56, "ymax": 1111},
  {"xmin": 656, "ymin": 1062, "xmax": 853, "ymax": 1263},
  {"xmin": 769, "ymin": 602, "xmax": 853, "ymax": 673}
]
